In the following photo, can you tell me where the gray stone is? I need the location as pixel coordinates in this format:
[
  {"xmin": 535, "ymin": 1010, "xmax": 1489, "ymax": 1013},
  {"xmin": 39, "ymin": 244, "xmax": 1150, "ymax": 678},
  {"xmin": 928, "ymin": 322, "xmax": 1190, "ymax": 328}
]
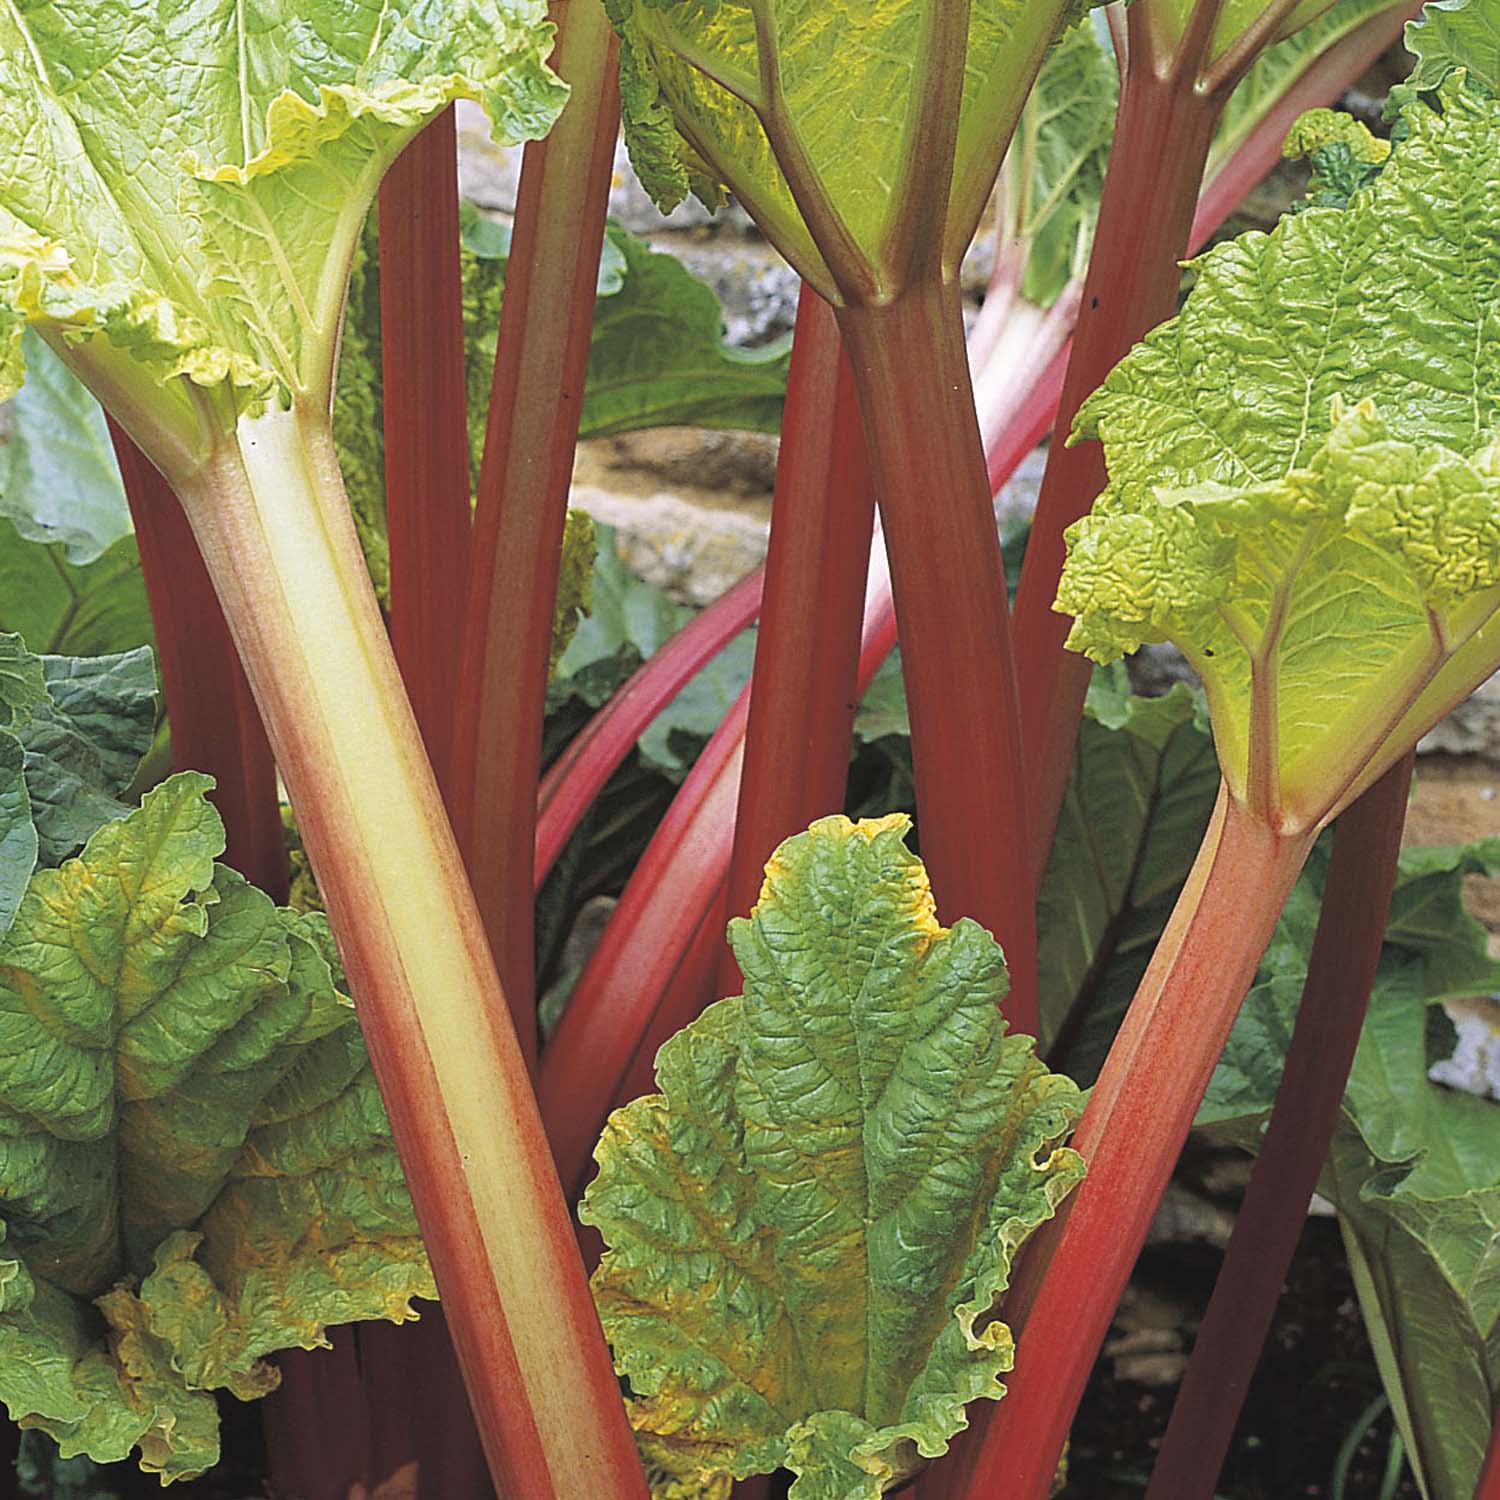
[
  {"xmin": 455, "ymin": 100, "xmax": 521, "ymax": 214},
  {"xmin": 1420, "ymin": 673, "xmax": 1500, "ymax": 757},
  {"xmin": 584, "ymin": 429, "xmax": 781, "ymax": 500},
  {"xmin": 653, "ymin": 235, "xmax": 801, "ymax": 349},
  {"xmin": 573, "ymin": 486, "xmax": 770, "ymax": 607},
  {"xmin": 1430, "ymin": 995, "xmax": 1500, "ymax": 1100},
  {"xmin": 1145, "ymin": 1182, "xmax": 1237, "ymax": 1251}
]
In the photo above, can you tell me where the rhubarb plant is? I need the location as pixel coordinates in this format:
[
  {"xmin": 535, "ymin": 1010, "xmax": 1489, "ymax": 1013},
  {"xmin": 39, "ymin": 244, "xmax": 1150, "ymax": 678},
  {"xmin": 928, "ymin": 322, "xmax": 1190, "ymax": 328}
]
[
  {"xmin": 582, "ymin": 815, "xmax": 1083, "ymax": 1499},
  {"xmin": 0, "ymin": 5, "xmax": 649, "ymax": 1494}
]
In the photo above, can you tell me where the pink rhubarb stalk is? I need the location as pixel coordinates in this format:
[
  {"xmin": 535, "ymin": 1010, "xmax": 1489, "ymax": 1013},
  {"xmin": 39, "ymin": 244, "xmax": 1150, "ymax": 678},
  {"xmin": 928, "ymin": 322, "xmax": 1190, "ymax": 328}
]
[
  {"xmin": 163, "ymin": 400, "xmax": 646, "ymax": 1500},
  {"xmin": 1146, "ymin": 755, "xmax": 1413, "ymax": 1500},
  {"xmin": 717, "ymin": 287, "xmax": 875, "ymax": 993},
  {"xmin": 959, "ymin": 787, "xmax": 1316, "ymax": 1499}
]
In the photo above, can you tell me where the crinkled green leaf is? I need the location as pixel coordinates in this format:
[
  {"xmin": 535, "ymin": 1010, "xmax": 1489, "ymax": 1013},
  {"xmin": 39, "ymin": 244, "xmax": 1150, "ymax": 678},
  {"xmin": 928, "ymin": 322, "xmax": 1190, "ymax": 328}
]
[
  {"xmin": 0, "ymin": 331, "xmax": 129, "ymax": 565},
  {"xmin": 1037, "ymin": 680, "xmax": 1220, "ymax": 1083},
  {"xmin": 605, "ymin": 0, "xmax": 1079, "ymax": 299},
  {"xmin": 582, "ymin": 815, "xmax": 1084, "ymax": 1500},
  {"xmin": 0, "ymin": 774, "xmax": 431, "ymax": 1480},
  {"xmin": 0, "ymin": 0, "xmax": 567, "ymax": 458},
  {"xmin": 1408, "ymin": 0, "xmax": 1500, "ymax": 92},
  {"xmin": 21, "ymin": 648, "xmax": 158, "ymax": 866},
  {"xmin": 1057, "ymin": 79, "xmax": 1500, "ymax": 829},
  {"xmin": 1283, "ymin": 107, "xmax": 1392, "ymax": 210}
]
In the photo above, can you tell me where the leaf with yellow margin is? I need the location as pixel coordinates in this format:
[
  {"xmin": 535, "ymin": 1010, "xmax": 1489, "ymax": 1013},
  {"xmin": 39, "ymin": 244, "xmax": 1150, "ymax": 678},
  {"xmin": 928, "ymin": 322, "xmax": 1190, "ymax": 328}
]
[{"xmin": 582, "ymin": 815, "xmax": 1084, "ymax": 1499}]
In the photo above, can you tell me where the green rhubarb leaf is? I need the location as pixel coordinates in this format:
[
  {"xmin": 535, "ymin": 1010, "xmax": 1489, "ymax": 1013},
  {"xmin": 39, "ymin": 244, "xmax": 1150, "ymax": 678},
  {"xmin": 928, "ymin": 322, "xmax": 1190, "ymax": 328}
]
[
  {"xmin": 1408, "ymin": 0, "xmax": 1500, "ymax": 93},
  {"xmin": 21, "ymin": 648, "xmax": 158, "ymax": 866},
  {"xmin": 462, "ymin": 216, "xmax": 790, "ymax": 445},
  {"xmin": 0, "ymin": 331, "xmax": 130, "ymax": 565},
  {"xmin": 0, "ymin": 523, "xmax": 152, "ymax": 660},
  {"xmin": 1037, "ymin": 681, "xmax": 1220, "ymax": 1083},
  {"xmin": 0, "ymin": 0, "xmax": 566, "ymax": 462},
  {"xmin": 605, "ymin": 0, "xmax": 1080, "ymax": 300},
  {"xmin": 1197, "ymin": 839, "xmax": 1500, "ymax": 1498},
  {"xmin": 582, "ymin": 815, "xmax": 1084, "ymax": 1500},
  {"xmin": 1001, "ymin": 16, "xmax": 1118, "ymax": 309},
  {"xmin": 0, "ymin": 773, "xmax": 432, "ymax": 1480},
  {"xmin": 1056, "ymin": 78, "xmax": 1500, "ymax": 830},
  {"xmin": 1283, "ymin": 107, "xmax": 1392, "ymax": 209}
]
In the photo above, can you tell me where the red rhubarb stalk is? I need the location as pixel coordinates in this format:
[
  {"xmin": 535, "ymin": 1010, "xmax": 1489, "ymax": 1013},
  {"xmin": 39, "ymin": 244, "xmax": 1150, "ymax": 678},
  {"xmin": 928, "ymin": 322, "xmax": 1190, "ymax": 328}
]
[
  {"xmin": 838, "ymin": 276, "xmax": 1037, "ymax": 1032},
  {"xmin": 1145, "ymin": 754, "xmax": 1413, "ymax": 1500},
  {"xmin": 451, "ymin": 0, "xmax": 621, "ymax": 1059},
  {"xmin": 717, "ymin": 287, "xmax": 875, "ymax": 993},
  {"xmin": 108, "ymin": 422, "xmax": 285, "ymax": 901},
  {"xmin": 378, "ymin": 106, "xmax": 474, "ymax": 800},
  {"xmin": 1012, "ymin": 4, "xmax": 1228, "ymax": 881},
  {"xmin": 959, "ymin": 787, "xmax": 1316, "ymax": 1499}
]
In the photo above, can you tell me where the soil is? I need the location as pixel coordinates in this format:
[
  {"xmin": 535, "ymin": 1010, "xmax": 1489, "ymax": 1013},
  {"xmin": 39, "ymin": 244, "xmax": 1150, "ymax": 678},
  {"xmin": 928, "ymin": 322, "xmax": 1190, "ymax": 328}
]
[{"xmin": 1063, "ymin": 1220, "xmax": 1416, "ymax": 1500}]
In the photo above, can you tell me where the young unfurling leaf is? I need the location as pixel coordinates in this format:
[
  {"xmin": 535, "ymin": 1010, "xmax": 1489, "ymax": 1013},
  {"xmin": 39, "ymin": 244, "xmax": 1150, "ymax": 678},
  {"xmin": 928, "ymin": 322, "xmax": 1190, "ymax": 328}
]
[{"xmin": 582, "ymin": 816, "xmax": 1083, "ymax": 1500}]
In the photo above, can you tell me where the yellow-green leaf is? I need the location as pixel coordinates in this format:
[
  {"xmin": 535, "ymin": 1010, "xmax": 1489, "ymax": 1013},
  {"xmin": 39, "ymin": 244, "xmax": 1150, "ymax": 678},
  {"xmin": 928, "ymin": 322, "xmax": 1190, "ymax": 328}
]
[{"xmin": 582, "ymin": 815, "xmax": 1084, "ymax": 1499}]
